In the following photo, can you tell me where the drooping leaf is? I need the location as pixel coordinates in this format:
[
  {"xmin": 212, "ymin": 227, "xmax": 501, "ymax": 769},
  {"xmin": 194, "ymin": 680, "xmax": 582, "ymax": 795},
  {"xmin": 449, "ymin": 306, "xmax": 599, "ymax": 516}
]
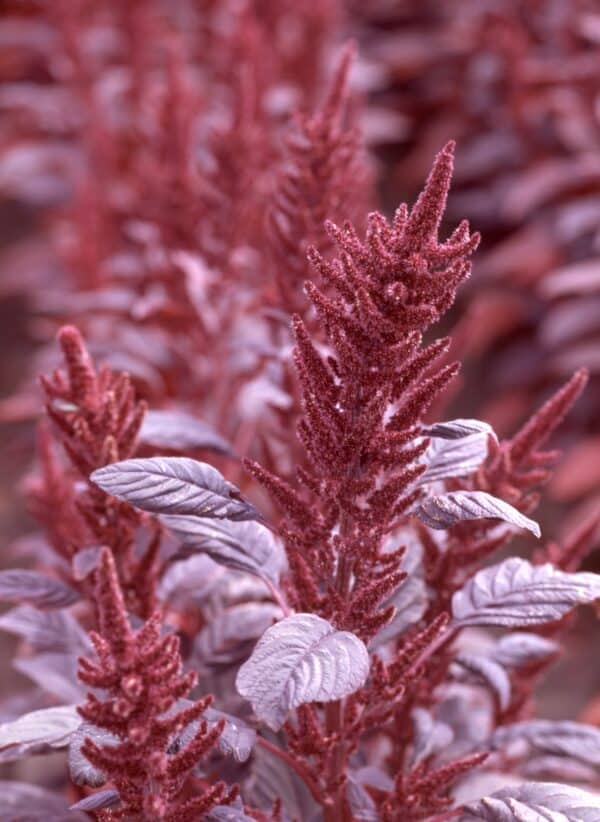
[
  {"xmin": 346, "ymin": 776, "xmax": 380, "ymax": 821},
  {"xmin": 14, "ymin": 653, "xmax": 84, "ymax": 704},
  {"xmin": 157, "ymin": 554, "xmax": 224, "ymax": 603},
  {"xmin": 372, "ymin": 574, "xmax": 428, "ymax": 647},
  {"xmin": 521, "ymin": 755, "xmax": 598, "ymax": 784},
  {"xmin": 410, "ymin": 708, "xmax": 454, "ymax": 768},
  {"xmin": 353, "ymin": 766, "xmax": 394, "ymax": 793},
  {"xmin": 421, "ymin": 419, "xmax": 497, "ymax": 441},
  {"xmin": 452, "ymin": 771, "xmax": 532, "ymax": 807},
  {"xmin": 0, "ymin": 780, "xmax": 89, "ymax": 821},
  {"xmin": 0, "ymin": 605, "xmax": 91, "ymax": 653},
  {"xmin": 0, "ymin": 690, "xmax": 49, "ymax": 725},
  {"xmin": 70, "ymin": 790, "xmax": 121, "ymax": 812},
  {"xmin": 71, "ymin": 546, "xmax": 102, "ymax": 581},
  {"xmin": 68, "ymin": 723, "xmax": 118, "ymax": 787},
  {"xmin": 418, "ymin": 434, "xmax": 491, "ymax": 485},
  {"xmin": 195, "ymin": 603, "xmax": 282, "ymax": 666},
  {"xmin": 236, "ymin": 613, "xmax": 370, "ymax": 731},
  {"xmin": 0, "ymin": 570, "xmax": 80, "ymax": 609},
  {"xmin": 91, "ymin": 457, "xmax": 260, "ymax": 521},
  {"xmin": 208, "ymin": 708, "xmax": 257, "ymax": 764},
  {"xmin": 245, "ymin": 742, "xmax": 321, "ymax": 822},
  {"xmin": 372, "ymin": 538, "xmax": 428, "ymax": 647},
  {"xmin": 206, "ymin": 797, "xmax": 254, "ymax": 821},
  {"xmin": 173, "ymin": 704, "xmax": 257, "ymax": 764},
  {"xmin": 139, "ymin": 409, "xmax": 232, "ymax": 455},
  {"xmin": 437, "ymin": 685, "xmax": 495, "ymax": 755},
  {"xmin": 492, "ymin": 720, "xmax": 600, "ymax": 768},
  {"xmin": 460, "ymin": 781, "xmax": 600, "ymax": 821},
  {"xmin": 542, "ymin": 258, "xmax": 600, "ymax": 297},
  {"xmin": 417, "ymin": 491, "xmax": 541, "ymax": 538},
  {"xmin": 0, "ymin": 706, "xmax": 80, "ymax": 762},
  {"xmin": 162, "ymin": 516, "xmax": 285, "ymax": 583},
  {"xmin": 453, "ymin": 654, "xmax": 511, "ymax": 711},
  {"xmin": 490, "ymin": 632, "xmax": 560, "ymax": 669},
  {"xmin": 452, "ymin": 557, "xmax": 600, "ymax": 628}
]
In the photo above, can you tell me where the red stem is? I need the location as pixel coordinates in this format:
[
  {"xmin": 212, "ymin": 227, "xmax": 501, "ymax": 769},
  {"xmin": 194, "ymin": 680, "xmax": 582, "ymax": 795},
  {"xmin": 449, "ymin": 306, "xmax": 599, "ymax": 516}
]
[
  {"xmin": 430, "ymin": 809, "xmax": 463, "ymax": 821},
  {"xmin": 262, "ymin": 575, "xmax": 292, "ymax": 617},
  {"xmin": 256, "ymin": 736, "xmax": 323, "ymax": 804}
]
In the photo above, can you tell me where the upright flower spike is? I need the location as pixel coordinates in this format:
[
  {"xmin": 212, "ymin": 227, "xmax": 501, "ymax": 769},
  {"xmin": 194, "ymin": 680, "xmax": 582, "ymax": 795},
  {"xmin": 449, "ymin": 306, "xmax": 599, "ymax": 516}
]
[
  {"xmin": 25, "ymin": 422, "xmax": 89, "ymax": 561},
  {"xmin": 403, "ymin": 140, "xmax": 456, "ymax": 249},
  {"xmin": 41, "ymin": 326, "xmax": 146, "ymax": 476},
  {"xmin": 267, "ymin": 42, "xmax": 373, "ymax": 314},
  {"xmin": 475, "ymin": 368, "xmax": 589, "ymax": 512},
  {"xmin": 38, "ymin": 325, "xmax": 159, "ymax": 616},
  {"xmin": 249, "ymin": 142, "xmax": 480, "ymax": 633},
  {"xmin": 246, "ymin": 145, "xmax": 480, "ymax": 816},
  {"xmin": 77, "ymin": 548, "xmax": 237, "ymax": 821},
  {"xmin": 381, "ymin": 752, "xmax": 489, "ymax": 821}
]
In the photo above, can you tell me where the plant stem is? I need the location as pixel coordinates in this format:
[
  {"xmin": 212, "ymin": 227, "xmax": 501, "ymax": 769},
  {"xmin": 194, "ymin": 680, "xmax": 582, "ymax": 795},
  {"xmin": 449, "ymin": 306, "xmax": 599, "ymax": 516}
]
[
  {"xmin": 263, "ymin": 575, "xmax": 292, "ymax": 616},
  {"xmin": 430, "ymin": 808, "xmax": 463, "ymax": 821},
  {"xmin": 406, "ymin": 625, "xmax": 457, "ymax": 677},
  {"xmin": 256, "ymin": 736, "xmax": 323, "ymax": 804},
  {"xmin": 323, "ymin": 520, "xmax": 355, "ymax": 821}
]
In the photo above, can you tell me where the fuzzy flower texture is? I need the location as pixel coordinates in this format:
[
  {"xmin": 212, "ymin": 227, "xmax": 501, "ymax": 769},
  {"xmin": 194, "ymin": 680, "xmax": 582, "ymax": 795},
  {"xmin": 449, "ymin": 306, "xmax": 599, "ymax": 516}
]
[{"xmin": 0, "ymin": 26, "xmax": 599, "ymax": 822}]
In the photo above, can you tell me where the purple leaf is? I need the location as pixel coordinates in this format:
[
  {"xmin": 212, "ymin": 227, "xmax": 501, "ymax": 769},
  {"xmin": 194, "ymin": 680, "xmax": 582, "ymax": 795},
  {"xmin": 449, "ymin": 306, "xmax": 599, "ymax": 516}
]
[
  {"xmin": 208, "ymin": 708, "xmax": 257, "ymax": 763},
  {"xmin": 421, "ymin": 419, "xmax": 497, "ymax": 441},
  {"xmin": 157, "ymin": 554, "xmax": 224, "ymax": 603},
  {"xmin": 353, "ymin": 766, "xmax": 394, "ymax": 793},
  {"xmin": 0, "ymin": 706, "xmax": 80, "ymax": 762},
  {"xmin": 139, "ymin": 409, "xmax": 232, "ymax": 455},
  {"xmin": 452, "ymin": 557, "xmax": 600, "ymax": 628},
  {"xmin": 0, "ymin": 780, "xmax": 89, "ymax": 821},
  {"xmin": 437, "ymin": 686, "xmax": 495, "ymax": 755},
  {"xmin": 521, "ymin": 755, "xmax": 598, "ymax": 784},
  {"xmin": 460, "ymin": 781, "xmax": 600, "ymax": 821},
  {"xmin": 39, "ymin": 287, "xmax": 136, "ymax": 316},
  {"xmin": 0, "ymin": 605, "xmax": 91, "ymax": 654},
  {"xmin": 14, "ymin": 653, "xmax": 84, "ymax": 704},
  {"xmin": 236, "ymin": 613, "xmax": 369, "ymax": 731},
  {"xmin": 371, "ymin": 572, "xmax": 427, "ymax": 647},
  {"xmin": 69, "ymin": 790, "xmax": 121, "ymax": 812},
  {"xmin": 206, "ymin": 797, "xmax": 253, "ymax": 821},
  {"xmin": 71, "ymin": 546, "xmax": 102, "ymax": 581},
  {"xmin": 492, "ymin": 720, "xmax": 600, "ymax": 767},
  {"xmin": 172, "ymin": 704, "xmax": 256, "ymax": 764},
  {"xmin": 541, "ymin": 258, "xmax": 600, "ymax": 297},
  {"xmin": 372, "ymin": 534, "xmax": 427, "ymax": 647},
  {"xmin": 346, "ymin": 776, "xmax": 379, "ymax": 821},
  {"xmin": 91, "ymin": 457, "xmax": 260, "ymax": 521},
  {"xmin": 417, "ymin": 491, "xmax": 541, "ymax": 537},
  {"xmin": 453, "ymin": 654, "xmax": 511, "ymax": 711},
  {"xmin": 162, "ymin": 516, "xmax": 285, "ymax": 583},
  {"xmin": 68, "ymin": 723, "xmax": 118, "ymax": 786},
  {"xmin": 246, "ymin": 742, "xmax": 321, "ymax": 821},
  {"xmin": 490, "ymin": 632, "xmax": 560, "ymax": 669},
  {"xmin": 195, "ymin": 602, "xmax": 282, "ymax": 665},
  {"xmin": 410, "ymin": 708, "xmax": 454, "ymax": 767},
  {"xmin": 0, "ymin": 690, "xmax": 49, "ymax": 724},
  {"xmin": 0, "ymin": 570, "xmax": 80, "ymax": 609},
  {"xmin": 417, "ymin": 434, "xmax": 492, "ymax": 484}
]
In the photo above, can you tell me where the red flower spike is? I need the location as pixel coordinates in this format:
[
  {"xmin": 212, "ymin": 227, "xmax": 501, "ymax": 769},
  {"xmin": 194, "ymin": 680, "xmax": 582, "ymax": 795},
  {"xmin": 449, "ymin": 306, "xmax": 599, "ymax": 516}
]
[
  {"xmin": 37, "ymin": 326, "xmax": 158, "ymax": 616},
  {"xmin": 381, "ymin": 752, "xmax": 489, "ymax": 820},
  {"xmin": 247, "ymin": 146, "xmax": 478, "ymax": 810},
  {"xmin": 77, "ymin": 548, "xmax": 234, "ymax": 820},
  {"xmin": 509, "ymin": 369, "xmax": 588, "ymax": 466},
  {"xmin": 267, "ymin": 41, "xmax": 373, "ymax": 314}
]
